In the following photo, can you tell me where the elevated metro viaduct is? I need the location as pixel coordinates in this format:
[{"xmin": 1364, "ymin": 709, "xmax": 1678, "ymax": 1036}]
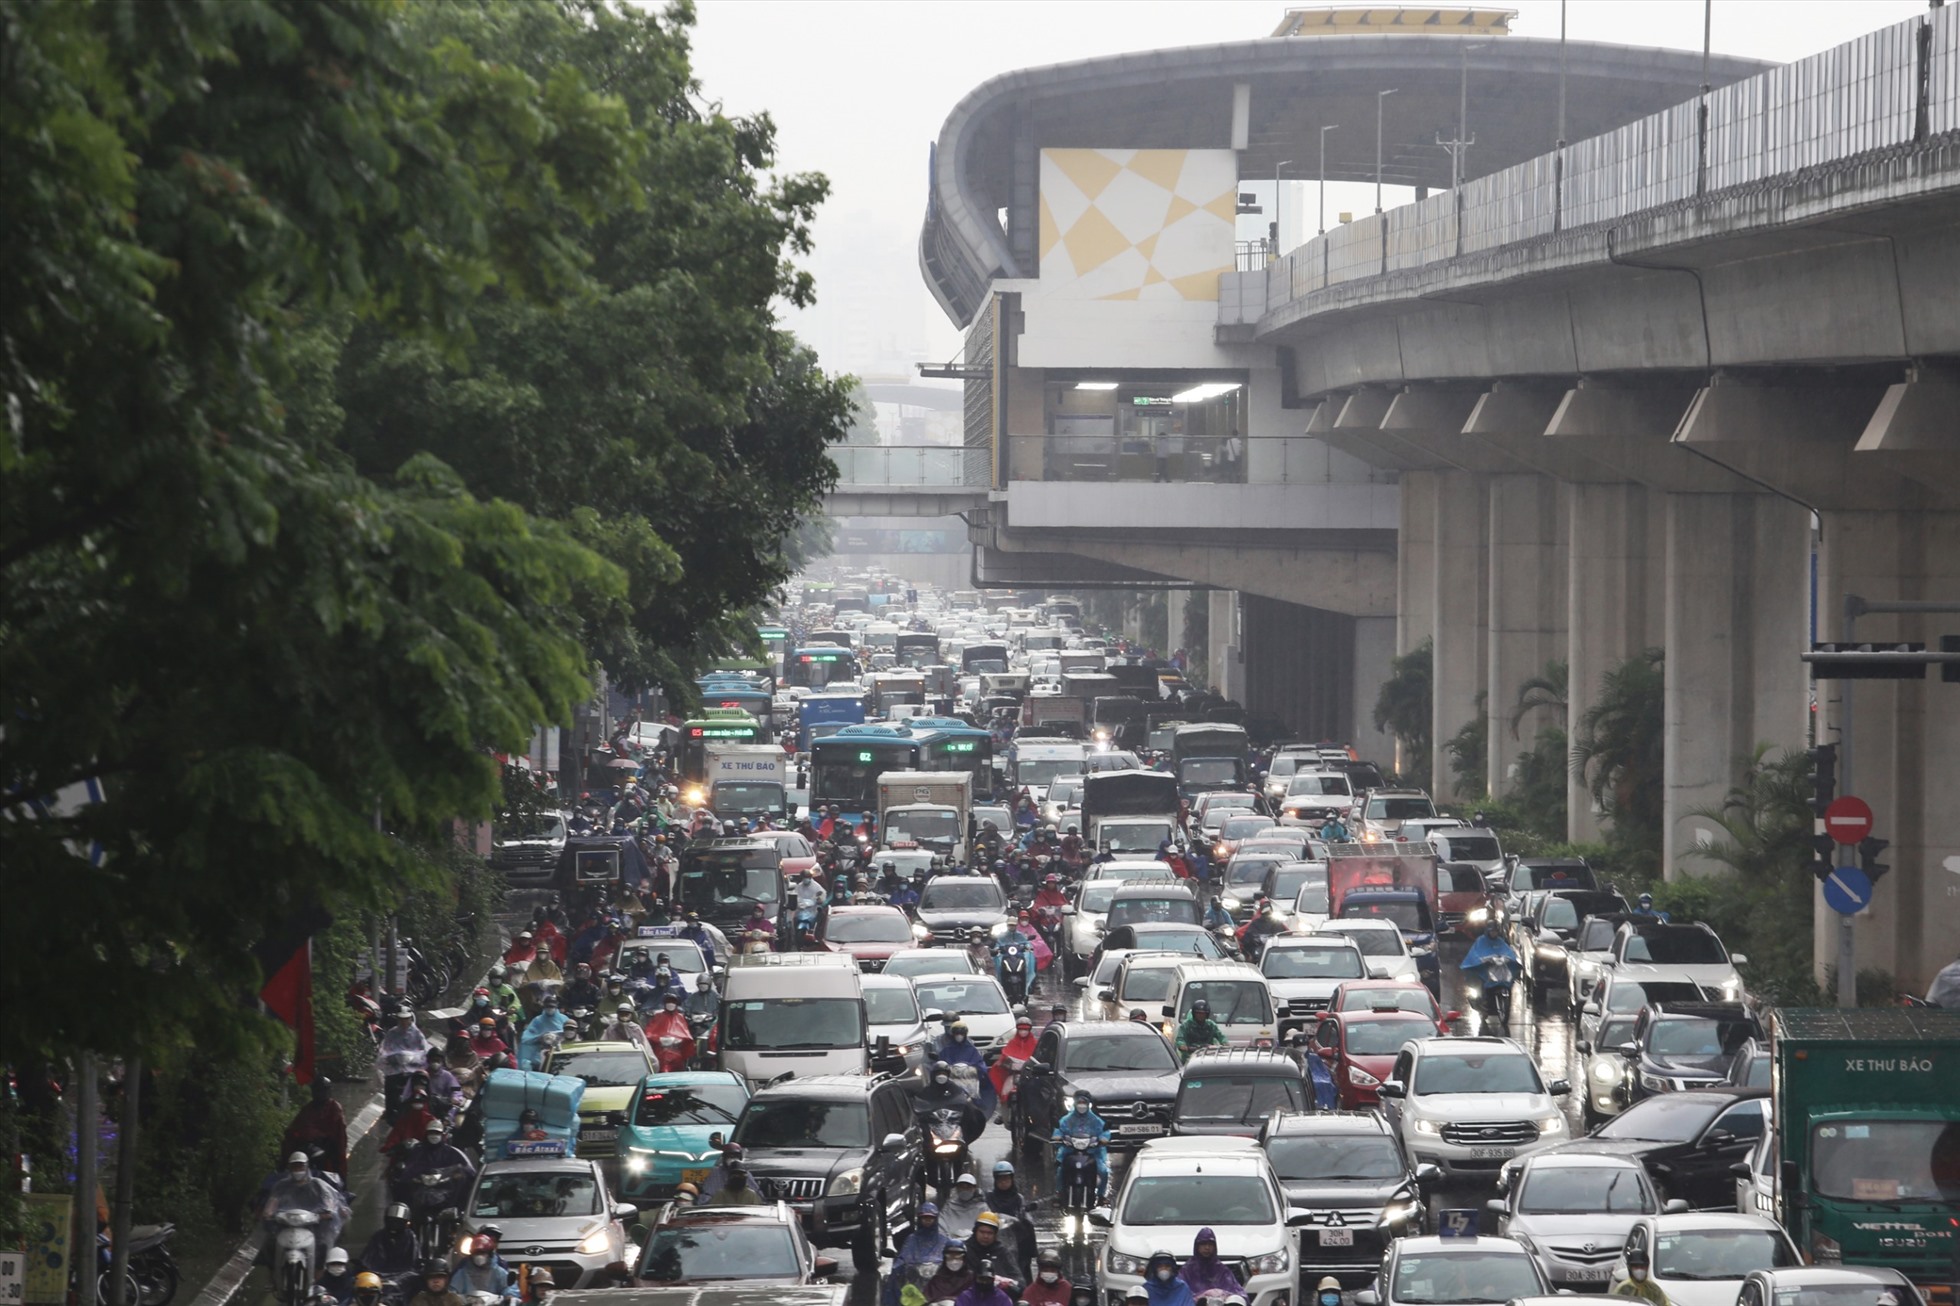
[{"xmin": 903, "ymin": 9, "xmax": 1960, "ymax": 992}]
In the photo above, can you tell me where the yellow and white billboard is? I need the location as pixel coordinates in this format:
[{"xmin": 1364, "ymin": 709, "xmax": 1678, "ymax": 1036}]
[{"xmin": 1037, "ymin": 148, "xmax": 1237, "ymax": 302}]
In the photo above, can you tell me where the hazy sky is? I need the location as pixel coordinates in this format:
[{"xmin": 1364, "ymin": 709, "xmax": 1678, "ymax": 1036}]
[{"xmin": 687, "ymin": 0, "xmax": 1930, "ymax": 375}]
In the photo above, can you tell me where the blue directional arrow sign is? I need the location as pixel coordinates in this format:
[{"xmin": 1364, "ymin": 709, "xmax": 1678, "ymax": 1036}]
[{"xmin": 1822, "ymin": 865, "xmax": 1872, "ymax": 916}]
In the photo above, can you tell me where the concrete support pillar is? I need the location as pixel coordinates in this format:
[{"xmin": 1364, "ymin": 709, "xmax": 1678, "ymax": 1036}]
[
  {"xmin": 1812, "ymin": 508, "xmax": 1960, "ymax": 996},
  {"xmin": 1208, "ymin": 590, "xmax": 1243, "ymax": 703},
  {"xmin": 1122, "ymin": 600, "xmax": 1146, "ymax": 646},
  {"xmin": 1566, "ymin": 483, "xmax": 1663, "ymax": 842},
  {"xmin": 1486, "ymin": 474, "xmax": 1568, "ymax": 796},
  {"xmin": 1166, "ymin": 588, "xmax": 1195, "ymax": 666},
  {"xmin": 1662, "ymin": 492, "xmax": 1810, "ymax": 876},
  {"xmin": 1430, "ymin": 471, "xmax": 1489, "ymax": 801},
  {"xmin": 1353, "ymin": 616, "xmax": 1398, "ymax": 766},
  {"xmin": 1397, "ymin": 470, "xmax": 1439, "ymax": 659}
]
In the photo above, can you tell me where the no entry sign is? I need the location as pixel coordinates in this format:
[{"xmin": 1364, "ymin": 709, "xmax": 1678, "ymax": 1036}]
[{"xmin": 1823, "ymin": 795, "xmax": 1874, "ymax": 845}]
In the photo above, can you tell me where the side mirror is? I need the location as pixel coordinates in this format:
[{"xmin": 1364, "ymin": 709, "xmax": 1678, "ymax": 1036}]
[
  {"xmin": 1161, "ymin": 1005, "xmax": 1176, "ymax": 1018},
  {"xmin": 1098, "ymin": 988, "xmax": 1115, "ymax": 1002},
  {"xmin": 1415, "ymin": 1162, "xmax": 1442, "ymax": 1186},
  {"xmin": 1366, "ymin": 963, "xmax": 1392, "ymax": 979},
  {"xmin": 1484, "ymin": 1198, "xmax": 1509, "ymax": 1223},
  {"xmin": 606, "ymin": 1110, "xmax": 627, "ymax": 1127},
  {"xmin": 1665, "ymin": 1199, "xmax": 1692, "ymax": 1213},
  {"xmin": 1614, "ymin": 1043, "xmax": 1639, "ymax": 1057},
  {"xmin": 1730, "ymin": 953, "xmax": 1749, "ymax": 965},
  {"xmin": 813, "ymin": 1256, "xmax": 840, "ymax": 1278},
  {"xmin": 612, "ymin": 1203, "xmax": 638, "ymax": 1221},
  {"xmin": 1538, "ymin": 929, "xmax": 1561, "ymax": 944},
  {"xmin": 1548, "ymin": 1078, "xmax": 1571, "ymax": 1096},
  {"xmin": 1088, "ymin": 1207, "xmax": 1113, "ymax": 1228},
  {"xmin": 1701, "ymin": 1130, "xmax": 1735, "ymax": 1150},
  {"xmin": 1355, "ymin": 1291, "xmax": 1381, "ymax": 1306},
  {"xmin": 1575, "ymin": 1039, "xmax": 1592, "ymax": 1054},
  {"xmin": 1729, "ymin": 1161, "xmax": 1753, "ymax": 1178},
  {"xmin": 1074, "ymin": 976, "xmax": 1090, "ymax": 989},
  {"xmin": 881, "ymin": 1132, "xmax": 907, "ymax": 1152},
  {"xmin": 1061, "ymin": 905, "xmax": 1076, "ymax": 916},
  {"xmin": 1377, "ymin": 1080, "xmax": 1406, "ymax": 1099},
  {"xmin": 1581, "ymin": 1002, "xmax": 1600, "ymax": 1016}
]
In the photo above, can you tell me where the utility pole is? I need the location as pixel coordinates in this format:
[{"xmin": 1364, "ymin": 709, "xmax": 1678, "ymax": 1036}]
[
  {"xmin": 1318, "ymin": 126, "xmax": 1337, "ymax": 234},
  {"xmin": 1555, "ymin": 0, "xmax": 1568, "ymax": 229},
  {"xmin": 1375, "ymin": 88, "xmax": 1398, "ymax": 212},
  {"xmin": 108, "ymin": 1057, "xmax": 142, "ymax": 1306},
  {"xmin": 1273, "ymin": 160, "xmax": 1293, "ymax": 253},
  {"xmin": 77, "ymin": 1053, "xmax": 98, "ymax": 1306}
]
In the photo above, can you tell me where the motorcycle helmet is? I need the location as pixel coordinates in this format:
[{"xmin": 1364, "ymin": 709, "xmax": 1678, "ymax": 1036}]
[
  {"xmin": 1014, "ymin": 1015, "xmax": 1032, "ymax": 1032},
  {"xmin": 661, "ymin": 992, "xmax": 681, "ymax": 1009},
  {"xmin": 916, "ymin": 1200, "xmax": 939, "ymax": 1221},
  {"xmin": 1043, "ymin": 873, "xmax": 1060, "ymax": 886},
  {"xmin": 353, "ymin": 1274, "xmax": 382, "ymax": 1300},
  {"xmin": 420, "ymin": 1259, "xmax": 450, "ymax": 1281},
  {"xmin": 324, "ymin": 1248, "xmax": 349, "ymax": 1269},
  {"xmin": 478, "ymin": 1225, "xmax": 503, "ymax": 1245},
  {"xmin": 1073, "ymin": 1090, "xmax": 1094, "ymax": 1112},
  {"xmin": 615, "ymin": 1002, "xmax": 634, "ymax": 1018},
  {"xmin": 1317, "ymin": 1276, "xmax": 1344, "ymax": 1306},
  {"xmin": 384, "ymin": 1204, "xmax": 409, "ymax": 1226},
  {"xmin": 930, "ymin": 1060, "xmax": 952, "ymax": 1086},
  {"xmin": 992, "ymin": 1159, "xmax": 1015, "ymax": 1179},
  {"xmin": 947, "ymin": 1020, "xmax": 969, "ymax": 1042},
  {"xmin": 422, "ymin": 1120, "xmax": 445, "ymax": 1142}
]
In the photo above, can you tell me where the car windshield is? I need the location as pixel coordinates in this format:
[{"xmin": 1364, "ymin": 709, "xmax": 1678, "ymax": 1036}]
[
  {"xmin": 1177, "ymin": 980, "xmax": 1272, "ymax": 1024},
  {"xmin": 1595, "ymin": 1093, "xmax": 1727, "ymax": 1141},
  {"xmin": 1108, "ymin": 898, "xmax": 1198, "ymax": 927},
  {"xmin": 1605, "ymin": 980, "xmax": 1706, "ymax": 1014},
  {"xmin": 1413, "ymin": 1053, "xmax": 1542, "ymax": 1095},
  {"xmin": 1341, "ymin": 899, "xmax": 1427, "ymax": 932},
  {"xmin": 678, "ymin": 864, "xmax": 782, "ymax": 908},
  {"xmin": 862, "ymin": 985, "xmax": 922, "ymax": 1026},
  {"xmin": 1127, "ymin": 929, "xmax": 1219, "ymax": 957},
  {"xmin": 1733, "ymin": 1053, "xmax": 1771, "ymax": 1088},
  {"xmin": 1578, "ymin": 919, "xmax": 1620, "ymax": 951},
  {"xmin": 722, "ymin": 998, "xmax": 862, "ymax": 1052},
  {"xmin": 1435, "ymin": 834, "xmax": 1500, "ymax": 861},
  {"xmin": 640, "ymin": 1221, "xmax": 801, "ymax": 1282},
  {"xmin": 1263, "ymin": 946, "xmax": 1363, "ymax": 979},
  {"xmin": 1017, "ymin": 759, "xmax": 1081, "ymax": 789},
  {"xmin": 549, "ymin": 1051, "xmax": 649, "ymax": 1088},
  {"xmin": 1104, "ymin": 822, "xmax": 1172, "ymax": 852},
  {"xmin": 1266, "ymin": 1134, "xmax": 1407, "ymax": 1180},
  {"xmin": 1624, "ymin": 928, "xmax": 1729, "ymax": 965},
  {"xmin": 1344, "ymin": 1020, "xmax": 1426, "ymax": 1056},
  {"xmin": 1440, "ymin": 866, "xmax": 1486, "ymax": 894},
  {"xmin": 1652, "ymin": 1229, "xmax": 1799, "ymax": 1279},
  {"xmin": 1390, "ymin": 1250, "xmax": 1544, "ymax": 1303},
  {"xmin": 1520, "ymin": 864, "xmax": 1596, "ymax": 890},
  {"xmin": 919, "ymin": 881, "xmax": 1005, "ymax": 911},
  {"xmin": 1048, "ymin": 779, "xmax": 1083, "ymax": 804},
  {"xmin": 712, "ymin": 783, "xmax": 781, "ymax": 813},
  {"xmin": 1287, "ymin": 774, "xmax": 1352, "ymax": 796},
  {"xmin": 1221, "ymin": 816, "xmax": 1276, "ymax": 839},
  {"xmin": 1518, "ymin": 1166, "xmax": 1655, "ymax": 1213},
  {"xmin": 1366, "ymin": 797, "xmax": 1435, "ymax": 820},
  {"xmin": 1119, "ymin": 1174, "xmax": 1276, "ymax": 1225},
  {"xmin": 734, "ymin": 1099, "xmax": 870, "ymax": 1150},
  {"xmin": 1759, "ymin": 1288, "xmax": 1928, "ymax": 1306},
  {"xmin": 885, "ymin": 953, "xmax": 976, "ymax": 978},
  {"xmin": 1649, "ymin": 1016, "xmax": 1757, "ymax": 1058},
  {"xmin": 915, "ymin": 980, "xmax": 1009, "ymax": 1015},
  {"xmin": 632, "ymin": 1082, "xmax": 747, "ymax": 1128},
  {"xmin": 1119, "ymin": 967, "xmax": 1179, "ymax": 1002},
  {"xmin": 886, "ymin": 810, "xmax": 958, "ymax": 842},
  {"xmin": 1064, "ymin": 1035, "xmax": 1177, "ymax": 1073},
  {"xmin": 1182, "ymin": 759, "xmax": 1243, "ymax": 787},
  {"xmin": 1595, "ymin": 1016, "xmax": 1638, "ymax": 1050},
  {"xmin": 1811, "ymin": 1120, "xmax": 1960, "ymax": 1202},
  {"xmin": 1270, "ymin": 866, "xmax": 1324, "ymax": 900},
  {"xmin": 1324, "ymin": 928, "xmax": 1403, "ymax": 958},
  {"xmin": 1079, "ymin": 883, "xmax": 1119, "ymax": 912},
  {"xmin": 1542, "ymin": 899, "xmax": 1582, "ymax": 930},
  {"xmin": 472, "ymin": 1169, "xmax": 603, "ymax": 1219},
  {"xmin": 1177, "ymin": 1074, "xmax": 1306, "ymax": 1123},
  {"xmin": 1337, "ymin": 987, "xmax": 1437, "ymax": 1019},
  {"xmin": 825, "ymin": 912, "xmax": 913, "ymax": 943}
]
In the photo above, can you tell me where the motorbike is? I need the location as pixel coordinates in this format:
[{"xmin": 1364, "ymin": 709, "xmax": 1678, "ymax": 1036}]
[
  {"xmin": 996, "ymin": 943, "xmax": 1031, "ymax": 1006},
  {"xmin": 566, "ymin": 1007, "xmax": 605, "ymax": 1041},
  {"xmin": 392, "ymin": 1161, "xmax": 470, "ymax": 1262},
  {"xmin": 346, "ymin": 986, "xmax": 384, "ymax": 1046},
  {"xmin": 1053, "ymin": 1136, "xmax": 1102, "ymax": 1243},
  {"xmin": 651, "ymin": 1032, "xmax": 691, "ymax": 1074},
  {"xmin": 686, "ymin": 1009, "xmax": 717, "ymax": 1059},
  {"xmin": 1030, "ymin": 905, "xmax": 1063, "ymax": 956},
  {"xmin": 920, "ymin": 1106, "xmax": 972, "ymax": 1198},
  {"xmin": 739, "ymin": 927, "xmax": 774, "ymax": 956},
  {"xmin": 126, "ymin": 1222, "xmax": 180, "ymax": 1306},
  {"xmin": 267, "ymin": 1209, "xmax": 320, "ymax": 1306},
  {"xmin": 1480, "ymin": 954, "xmax": 1519, "ymax": 1025}
]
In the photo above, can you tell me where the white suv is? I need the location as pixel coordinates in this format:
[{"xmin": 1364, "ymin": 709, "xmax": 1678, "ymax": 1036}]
[
  {"xmin": 1377, "ymin": 1036, "xmax": 1571, "ymax": 1180},
  {"xmin": 1095, "ymin": 1137, "xmax": 1294, "ymax": 1306}
]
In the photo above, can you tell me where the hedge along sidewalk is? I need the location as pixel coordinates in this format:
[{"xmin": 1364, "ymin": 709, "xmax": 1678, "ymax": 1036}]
[{"xmin": 189, "ymin": 929, "xmax": 511, "ymax": 1306}]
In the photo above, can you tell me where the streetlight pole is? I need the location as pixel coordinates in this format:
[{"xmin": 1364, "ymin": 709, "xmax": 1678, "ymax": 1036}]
[
  {"xmin": 1375, "ymin": 88, "xmax": 1398, "ymax": 213},
  {"xmin": 1274, "ymin": 160, "xmax": 1293, "ymax": 253},
  {"xmin": 1317, "ymin": 126, "xmax": 1336, "ymax": 234}
]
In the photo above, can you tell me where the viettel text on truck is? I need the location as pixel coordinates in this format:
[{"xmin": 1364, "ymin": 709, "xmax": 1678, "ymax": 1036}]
[{"xmin": 1767, "ymin": 1006, "xmax": 1960, "ymax": 1303}]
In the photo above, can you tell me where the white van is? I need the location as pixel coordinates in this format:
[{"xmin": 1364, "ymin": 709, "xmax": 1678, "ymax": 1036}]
[
  {"xmin": 1165, "ymin": 961, "xmax": 1278, "ymax": 1048},
  {"xmin": 718, "ymin": 952, "xmax": 866, "ymax": 1083}
]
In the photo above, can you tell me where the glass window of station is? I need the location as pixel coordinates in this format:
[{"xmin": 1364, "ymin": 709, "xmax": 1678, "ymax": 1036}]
[{"xmin": 1038, "ymin": 374, "xmax": 1247, "ymax": 483}]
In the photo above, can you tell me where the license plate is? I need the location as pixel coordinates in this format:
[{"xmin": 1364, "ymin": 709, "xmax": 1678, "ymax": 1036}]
[
  {"xmin": 1318, "ymin": 1228, "xmax": 1354, "ymax": 1247},
  {"xmin": 680, "ymin": 1167, "xmax": 711, "ymax": 1185},
  {"xmin": 1568, "ymin": 1270, "xmax": 1611, "ymax": 1282},
  {"xmin": 1117, "ymin": 1122, "xmax": 1165, "ymax": 1135},
  {"xmin": 581, "ymin": 1127, "xmax": 617, "ymax": 1145},
  {"xmin": 1469, "ymin": 1146, "xmax": 1514, "ymax": 1159}
]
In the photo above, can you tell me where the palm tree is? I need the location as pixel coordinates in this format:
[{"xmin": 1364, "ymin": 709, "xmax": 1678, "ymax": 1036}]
[
  {"xmin": 1508, "ymin": 658, "xmax": 1568, "ymax": 738},
  {"xmin": 1569, "ymin": 648, "xmax": 1664, "ymax": 843},
  {"xmin": 1684, "ymin": 744, "xmax": 1813, "ymax": 879},
  {"xmin": 1374, "ymin": 638, "xmax": 1432, "ymax": 786}
]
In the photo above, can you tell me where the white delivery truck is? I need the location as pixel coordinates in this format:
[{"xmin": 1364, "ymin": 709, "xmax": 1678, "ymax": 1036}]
[
  {"xmin": 705, "ymin": 743, "xmax": 788, "ymax": 822},
  {"xmin": 876, "ymin": 770, "xmax": 973, "ymax": 865}
]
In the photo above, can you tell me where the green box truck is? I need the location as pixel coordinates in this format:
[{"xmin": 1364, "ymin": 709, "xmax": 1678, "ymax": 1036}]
[{"xmin": 1767, "ymin": 1007, "xmax": 1960, "ymax": 1301}]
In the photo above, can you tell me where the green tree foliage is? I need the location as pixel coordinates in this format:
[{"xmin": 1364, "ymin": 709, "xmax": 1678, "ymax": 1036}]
[
  {"xmin": 1443, "ymin": 691, "xmax": 1488, "ymax": 798},
  {"xmin": 1507, "ymin": 725, "xmax": 1570, "ymax": 837},
  {"xmin": 334, "ymin": 0, "xmax": 852, "ymax": 698},
  {"xmin": 1570, "ymin": 648, "xmax": 1665, "ymax": 850},
  {"xmin": 1508, "ymin": 658, "xmax": 1568, "ymax": 737},
  {"xmin": 1374, "ymin": 638, "xmax": 1433, "ymax": 789},
  {"xmin": 0, "ymin": 0, "xmax": 840, "ymax": 1077}
]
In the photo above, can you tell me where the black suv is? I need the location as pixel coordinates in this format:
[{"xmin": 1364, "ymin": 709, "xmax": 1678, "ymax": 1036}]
[
  {"xmin": 1171, "ymin": 1049, "xmax": 1310, "ymax": 1138},
  {"xmin": 674, "ymin": 839, "xmax": 788, "ymax": 935},
  {"xmin": 728, "ymin": 1073, "xmax": 921, "ymax": 1271},
  {"xmin": 1624, "ymin": 1001, "xmax": 1764, "ymax": 1102},
  {"xmin": 1016, "ymin": 1020, "xmax": 1180, "ymax": 1149},
  {"xmin": 1515, "ymin": 888, "xmax": 1629, "ymax": 1003},
  {"xmin": 1259, "ymin": 1110, "xmax": 1432, "ymax": 1287},
  {"xmin": 914, "ymin": 876, "xmax": 1011, "ymax": 945}
]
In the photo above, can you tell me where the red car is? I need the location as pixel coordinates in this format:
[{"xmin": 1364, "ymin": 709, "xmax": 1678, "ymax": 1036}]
[
  {"xmin": 1325, "ymin": 978, "xmax": 1459, "ymax": 1035},
  {"xmin": 817, "ymin": 905, "xmax": 917, "ymax": 972},
  {"xmin": 1310, "ymin": 1007, "xmax": 1439, "ymax": 1108}
]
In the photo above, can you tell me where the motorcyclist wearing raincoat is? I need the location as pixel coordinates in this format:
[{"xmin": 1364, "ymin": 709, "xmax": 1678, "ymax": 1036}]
[
  {"xmin": 1049, "ymin": 1092, "xmax": 1111, "ymax": 1202},
  {"xmin": 641, "ymin": 992, "xmax": 697, "ymax": 1072},
  {"xmin": 1459, "ymin": 920, "xmax": 1521, "ymax": 1000},
  {"xmin": 516, "ymin": 995, "xmax": 569, "ymax": 1071},
  {"xmin": 936, "ymin": 1021, "xmax": 996, "ymax": 1114},
  {"xmin": 264, "ymin": 1151, "xmax": 352, "ymax": 1273}
]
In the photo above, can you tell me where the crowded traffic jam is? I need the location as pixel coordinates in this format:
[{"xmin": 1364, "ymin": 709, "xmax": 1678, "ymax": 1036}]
[{"xmin": 331, "ymin": 570, "xmax": 1958, "ymax": 1306}]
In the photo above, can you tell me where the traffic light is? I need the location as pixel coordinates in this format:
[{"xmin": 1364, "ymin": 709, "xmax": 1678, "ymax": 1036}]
[
  {"xmin": 1810, "ymin": 831, "xmax": 1838, "ymax": 883},
  {"xmin": 1858, "ymin": 836, "xmax": 1890, "ymax": 884},
  {"xmin": 1808, "ymin": 742, "xmax": 1838, "ymax": 819}
]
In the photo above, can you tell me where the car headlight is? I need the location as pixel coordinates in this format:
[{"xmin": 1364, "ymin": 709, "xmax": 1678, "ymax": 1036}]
[
  {"xmin": 1060, "ymin": 1095, "xmax": 1076, "ymax": 1114},
  {"xmin": 1535, "ymin": 1114, "xmax": 1564, "ymax": 1134},
  {"xmin": 1721, "ymin": 979, "xmax": 1744, "ymax": 1000},
  {"xmin": 1379, "ymin": 1198, "xmax": 1421, "ymax": 1227},
  {"xmin": 1591, "ymin": 1061, "xmax": 1621, "ymax": 1083},
  {"xmin": 1107, "ymin": 1252, "xmax": 1148, "ymax": 1276},
  {"xmin": 624, "ymin": 1149, "xmax": 653, "ymax": 1174},
  {"xmin": 1247, "ymin": 1249, "xmax": 1289, "ymax": 1276},
  {"xmin": 828, "ymin": 1167, "xmax": 863, "ymax": 1196},
  {"xmin": 1348, "ymin": 1064, "xmax": 1381, "ymax": 1087},
  {"xmin": 1640, "ymin": 1072, "xmax": 1672, "ymax": 1093},
  {"xmin": 578, "ymin": 1227, "xmax": 613, "ymax": 1256},
  {"xmin": 1466, "ymin": 907, "xmax": 1487, "ymax": 925},
  {"xmin": 1220, "ymin": 895, "xmax": 1240, "ymax": 910},
  {"xmin": 991, "ymin": 922, "xmax": 1008, "ymax": 937},
  {"xmin": 911, "ymin": 922, "xmax": 930, "ymax": 938},
  {"xmin": 1413, "ymin": 1118, "xmax": 1441, "ymax": 1134},
  {"xmin": 456, "ymin": 1233, "xmax": 475, "ymax": 1256},
  {"xmin": 1410, "ymin": 943, "xmax": 1434, "ymax": 957}
]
